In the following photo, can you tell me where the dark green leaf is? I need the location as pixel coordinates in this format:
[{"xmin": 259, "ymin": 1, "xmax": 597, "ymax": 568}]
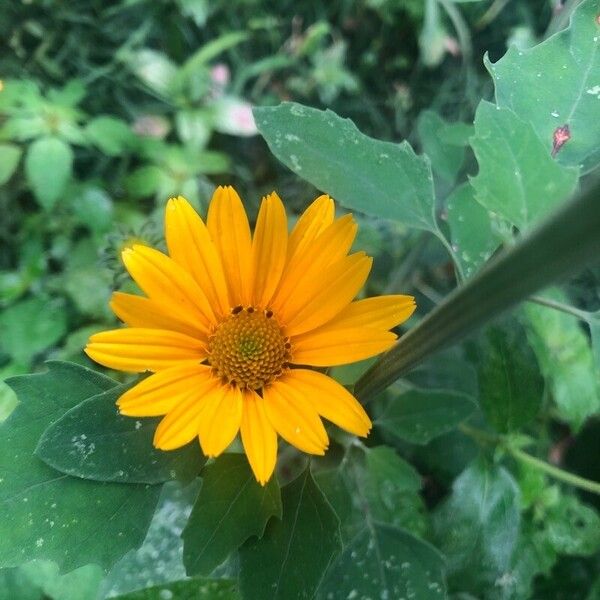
[
  {"xmin": 254, "ymin": 103, "xmax": 438, "ymax": 232},
  {"xmin": 113, "ymin": 578, "xmax": 238, "ymax": 599},
  {"xmin": 239, "ymin": 467, "xmax": 341, "ymax": 600},
  {"xmin": 375, "ymin": 388, "xmax": 477, "ymax": 444},
  {"xmin": 470, "ymin": 102, "xmax": 578, "ymax": 230},
  {"xmin": 317, "ymin": 523, "xmax": 446, "ymax": 600},
  {"xmin": 477, "ymin": 320, "xmax": 544, "ymax": 433},
  {"xmin": 447, "ymin": 182, "xmax": 502, "ymax": 278},
  {"xmin": 404, "ymin": 349, "xmax": 478, "ymax": 397},
  {"xmin": 417, "ymin": 110, "xmax": 466, "ymax": 183},
  {"xmin": 36, "ymin": 383, "xmax": 205, "ymax": 484},
  {"xmin": 523, "ymin": 290, "xmax": 600, "ymax": 430},
  {"xmin": 183, "ymin": 453, "xmax": 282, "ymax": 576},
  {"xmin": 486, "ymin": 0, "xmax": 600, "ymax": 172},
  {"xmin": 0, "ymin": 143, "xmax": 22, "ymax": 185},
  {"xmin": 433, "ymin": 459, "xmax": 520, "ymax": 596},
  {"xmin": 24, "ymin": 137, "xmax": 73, "ymax": 209},
  {"xmin": 0, "ymin": 362, "xmax": 160, "ymax": 572}
]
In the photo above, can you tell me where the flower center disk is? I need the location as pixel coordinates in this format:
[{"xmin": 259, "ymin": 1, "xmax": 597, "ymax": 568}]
[{"xmin": 208, "ymin": 307, "xmax": 290, "ymax": 390}]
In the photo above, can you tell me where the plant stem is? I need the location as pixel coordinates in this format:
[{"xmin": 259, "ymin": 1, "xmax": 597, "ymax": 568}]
[
  {"xmin": 528, "ymin": 295, "xmax": 589, "ymax": 321},
  {"xmin": 459, "ymin": 424, "xmax": 600, "ymax": 496},
  {"xmin": 508, "ymin": 446, "xmax": 600, "ymax": 496}
]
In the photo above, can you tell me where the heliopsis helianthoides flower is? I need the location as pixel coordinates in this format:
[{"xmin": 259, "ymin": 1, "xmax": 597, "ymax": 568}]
[{"xmin": 85, "ymin": 187, "xmax": 415, "ymax": 484}]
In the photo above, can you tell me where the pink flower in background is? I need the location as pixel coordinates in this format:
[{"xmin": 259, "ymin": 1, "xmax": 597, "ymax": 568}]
[
  {"xmin": 211, "ymin": 63, "xmax": 230, "ymax": 87},
  {"xmin": 214, "ymin": 97, "xmax": 258, "ymax": 137}
]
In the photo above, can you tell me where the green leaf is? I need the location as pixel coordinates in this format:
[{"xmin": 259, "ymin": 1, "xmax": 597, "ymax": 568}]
[
  {"xmin": 254, "ymin": 103, "xmax": 438, "ymax": 232},
  {"xmin": 0, "ymin": 379, "xmax": 18, "ymax": 423},
  {"xmin": 486, "ymin": 0, "xmax": 600, "ymax": 172},
  {"xmin": 0, "ymin": 143, "xmax": 22, "ymax": 185},
  {"xmin": 417, "ymin": 110, "xmax": 466, "ymax": 183},
  {"xmin": 545, "ymin": 494, "xmax": 600, "ymax": 557},
  {"xmin": 404, "ymin": 349, "xmax": 478, "ymax": 397},
  {"xmin": 317, "ymin": 524, "xmax": 446, "ymax": 600},
  {"xmin": 125, "ymin": 166, "xmax": 164, "ymax": 199},
  {"xmin": 112, "ymin": 578, "xmax": 238, "ymax": 600},
  {"xmin": 0, "ymin": 297, "xmax": 68, "ymax": 366},
  {"xmin": 24, "ymin": 137, "xmax": 73, "ymax": 209},
  {"xmin": 433, "ymin": 459, "xmax": 520, "ymax": 596},
  {"xmin": 183, "ymin": 453, "xmax": 282, "ymax": 576},
  {"xmin": 70, "ymin": 185, "xmax": 114, "ymax": 233},
  {"xmin": 36, "ymin": 383, "xmax": 205, "ymax": 484},
  {"xmin": 128, "ymin": 50, "xmax": 178, "ymax": 96},
  {"xmin": 523, "ymin": 290, "xmax": 600, "ymax": 430},
  {"xmin": 446, "ymin": 182, "xmax": 502, "ymax": 278},
  {"xmin": 375, "ymin": 388, "xmax": 476, "ymax": 444},
  {"xmin": 361, "ymin": 446, "xmax": 429, "ymax": 537},
  {"xmin": 477, "ymin": 320, "xmax": 544, "ymax": 433},
  {"xmin": 101, "ymin": 480, "xmax": 200, "ymax": 597},
  {"xmin": 86, "ymin": 116, "xmax": 136, "ymax": 156},
  {"xmin": 0, "ymin": 561, "xmax": 103, "ymax": 600},
  {"xmin": 470, "ymin": 102, "xmax": 578, "ymax": 230},
  {"xmin": 0, "ymin": 362, "xmax": 160, "ymax": 572},
  {"xmin": 239, "ymin": 467, "xmax": 341, "ymax": 600}
]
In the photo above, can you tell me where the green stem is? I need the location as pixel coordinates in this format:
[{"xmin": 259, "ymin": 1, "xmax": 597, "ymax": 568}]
[
  {"xmin": 438, "ymin": 0, "xmax": 472, "ymax": 62},
  {"xmin": 508, "ymin": 446, "xmax": 600, "ymax": 496},
  {"xmin": 528, "ymin": 295, "xmax": 589, "ymax": 321},
  {"xmin": 434, "ymin": 227, "xmax": 465, "ymax": 284},
  {"xmin": 459, "ymin": 424, "xmax": 600, "ymax": 496}
]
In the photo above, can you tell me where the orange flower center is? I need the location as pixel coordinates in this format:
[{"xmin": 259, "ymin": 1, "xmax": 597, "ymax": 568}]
[{"xmin": 208, "ymin": 307, "xmax": 291, "ymax": 390}]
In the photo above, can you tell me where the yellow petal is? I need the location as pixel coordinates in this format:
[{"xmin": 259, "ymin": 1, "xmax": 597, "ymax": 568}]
[
  {"xmin": 251, "ymin": 192, "xmax": 288, "ymax": 308},
  {"xmin": 326, "ymin": 295, "xmax": 416, "ymax": 330},
  {"xmin": 110, "ymin": 292, "xmax": 207, "ymax": 340},
  {"xmin": 287, "ymin": 194, "xmax": 334, "ymax": 262},
  {"xmin": 263, "ymin": 375, "xmax": 329, "ymax": 455},
  {"xmin": 122, "ymin": 245, "xmax": 216, "ymax": 332},
  {"xmin": 165, "ymin": 196, "xmax": 230, "ymax": 317},
  {"xmin": 117, "ymin": 363, "xmax": 213, "ymax": 416},
  {"xmin": 273, "ymin": 214, "xmax": 357, "ymax": 317},
  {"xmin": 85, "ymin": 328, "xmax": 206, "ymax": 373},
  {"xmin": 197, "ymin": 383, "xmax": 243, "ymax": 457},
  {"xmin": 283, "ymin": 369, "xmax": 371, "ymax": 437},
  {"xmin": 291, "ymin": 327, "xmax": 397, "ymax": 366},
  {"xmin": 283, "ymin": 253, "xmax": 373, "ymax": 337},
  {"xmin": 207, "ymin": 186, "xmax": 252, "ymax": 306},
  {"xmin": 154, "ymin": 376, "xmax": 218, "ymax": 450},
  {"xmin": 240, "ymin": 389, "xmax": 278, "ymax": 485}
]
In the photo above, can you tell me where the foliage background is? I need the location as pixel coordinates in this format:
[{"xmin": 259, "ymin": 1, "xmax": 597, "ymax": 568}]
[{"xmin": 1, "ymin": 0, "xmax": 599, "ymax": 598}]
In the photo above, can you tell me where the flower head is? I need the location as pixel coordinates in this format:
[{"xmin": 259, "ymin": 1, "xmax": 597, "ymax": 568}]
[{"xmin": 85, "ymin": 187, "xmax": 415, "ymax": 484}]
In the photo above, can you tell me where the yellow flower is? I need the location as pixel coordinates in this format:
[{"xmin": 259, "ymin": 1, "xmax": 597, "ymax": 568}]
[{"xmin": 85, "ymin": 187, "xmax": 415, "ymax": 484}]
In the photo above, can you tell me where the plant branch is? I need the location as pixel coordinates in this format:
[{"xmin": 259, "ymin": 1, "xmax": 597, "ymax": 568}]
[
  {"xmin": 528, "ymin": 295, "xmax": 589, "ymax": 321},
  {"xmin": 508, "ymin": 446, "xmax": 600, "ymax": 495}
]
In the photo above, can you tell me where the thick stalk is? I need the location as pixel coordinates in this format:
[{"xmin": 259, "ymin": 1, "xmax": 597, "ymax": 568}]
[{"xmin": 355, "ymin": 179, "xmax": 600, "ymax": 402}]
